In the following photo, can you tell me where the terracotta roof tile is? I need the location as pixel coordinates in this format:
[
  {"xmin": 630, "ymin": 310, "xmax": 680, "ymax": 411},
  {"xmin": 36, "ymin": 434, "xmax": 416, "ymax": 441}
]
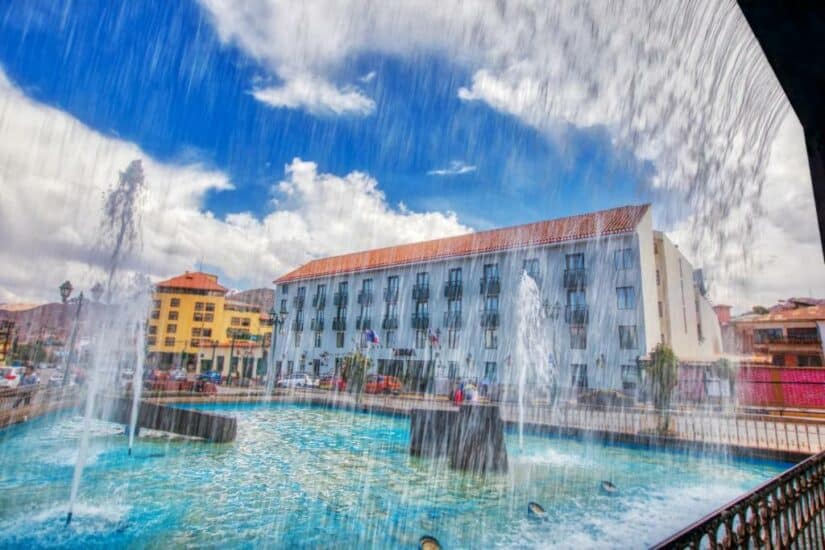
[
  {"xmin": 156, "ymin": 272, "xmax": 228, "ymax": 293},
  {"xmin": 747, "ymin": 305, "xmax": 825, "ymax": 324},
  {"xmin": 275, "ymin": 204, "xmax": 649, "ymax": 284}
]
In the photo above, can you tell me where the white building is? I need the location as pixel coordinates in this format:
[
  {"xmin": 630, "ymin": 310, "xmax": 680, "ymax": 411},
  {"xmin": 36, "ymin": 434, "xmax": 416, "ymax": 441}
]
[{"xmin": 271, "ymin": 204, "xmax": 722, "ymax": 395}]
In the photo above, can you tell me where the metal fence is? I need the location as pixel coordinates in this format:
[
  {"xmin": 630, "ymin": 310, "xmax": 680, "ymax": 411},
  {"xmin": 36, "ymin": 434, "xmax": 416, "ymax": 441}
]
[
  {"xmin": 653, "ymin": 448, "xmax": 825, "ymax": 549},
  {"xmin": 497, "ymin": 404, "xmax": 825, "ymax": 454}
]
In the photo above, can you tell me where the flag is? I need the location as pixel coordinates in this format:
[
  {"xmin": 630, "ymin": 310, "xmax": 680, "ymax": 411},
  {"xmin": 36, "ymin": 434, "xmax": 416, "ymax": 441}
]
[
  {"xmin": 428, "ymin": 328, "xmax": 440, "ymax": 347},
  {"xmin": 363, "ymin": 329, "xmax": 380, "ymax": 346}
]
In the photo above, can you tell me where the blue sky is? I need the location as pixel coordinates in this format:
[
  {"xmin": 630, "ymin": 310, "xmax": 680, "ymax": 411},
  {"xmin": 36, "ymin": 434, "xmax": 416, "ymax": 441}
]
[{"xmin": 0, "ymin": 0, "xmax": 650, "ymax": 231}]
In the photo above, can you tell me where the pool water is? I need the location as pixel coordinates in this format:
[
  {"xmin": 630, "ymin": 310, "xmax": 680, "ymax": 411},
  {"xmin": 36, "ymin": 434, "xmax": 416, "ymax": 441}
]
[{"xmin": 0, "ymin": 403, "xmax": 791, "ymax": 549}]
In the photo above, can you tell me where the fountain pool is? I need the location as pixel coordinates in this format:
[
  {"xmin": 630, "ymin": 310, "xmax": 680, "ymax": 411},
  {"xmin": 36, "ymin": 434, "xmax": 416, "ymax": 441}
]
[{"xmin": 0, "ymin": 403, "xmax": 790, "ymax": 548}]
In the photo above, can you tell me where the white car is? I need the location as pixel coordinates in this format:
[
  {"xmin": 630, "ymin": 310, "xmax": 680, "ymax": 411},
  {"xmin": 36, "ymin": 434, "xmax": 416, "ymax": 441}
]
[
  {"xmin": 0, "ymin": 367, "xmax": 25, "ymax": 389},
  {"xmin": 276, "ymin": 373, "xmax": 317, "ymax": 388}
]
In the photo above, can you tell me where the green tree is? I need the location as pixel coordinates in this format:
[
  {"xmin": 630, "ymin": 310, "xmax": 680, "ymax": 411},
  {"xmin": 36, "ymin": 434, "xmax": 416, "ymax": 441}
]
[
  {"xmin": 751, "ymin": 305, "xmax": 769, "ymax": 315},
  {"xmin": 646, "ymin": 343, "xmax": 679, "ymax": 434},
  {"xmin": 342, "ymin": 351, "xmax": 371, "ymax": 400}
]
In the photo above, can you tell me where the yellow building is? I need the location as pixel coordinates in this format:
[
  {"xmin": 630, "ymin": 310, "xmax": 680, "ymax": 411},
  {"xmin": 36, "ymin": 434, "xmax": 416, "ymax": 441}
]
[{"xmin": 147, "ymin": 272, "xmax": 272, "ymax": 377}]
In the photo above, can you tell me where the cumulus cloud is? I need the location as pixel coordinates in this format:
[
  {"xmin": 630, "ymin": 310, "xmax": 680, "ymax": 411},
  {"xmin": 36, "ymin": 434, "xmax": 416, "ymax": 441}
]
[
  {"xmin": 0, "ymin": 68, "xmax": 469, "ymax": 303},
  {"xmin": 427, "ymin": 160, "xmax": 476, "ymax": 176},
  {"xmin": 251, "ymin": 73, "xmax": 374, "ymax": 116}
]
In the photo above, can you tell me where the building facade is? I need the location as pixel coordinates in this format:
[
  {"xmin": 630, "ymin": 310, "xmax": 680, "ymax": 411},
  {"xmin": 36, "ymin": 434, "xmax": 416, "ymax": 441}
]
[
  {"xmin": 271, "ymin": 205, "xmax": 722, "ymax": 394},
  {"xmin": 147, "ymin": 272, "xmax": 272, "ymax": 374}
]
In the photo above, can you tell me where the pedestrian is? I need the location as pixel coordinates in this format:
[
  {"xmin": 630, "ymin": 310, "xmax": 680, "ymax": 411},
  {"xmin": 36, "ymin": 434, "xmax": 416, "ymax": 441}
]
[{"xmin": 14, "ymin": 365, "xmax": 39, "ymax": 408}]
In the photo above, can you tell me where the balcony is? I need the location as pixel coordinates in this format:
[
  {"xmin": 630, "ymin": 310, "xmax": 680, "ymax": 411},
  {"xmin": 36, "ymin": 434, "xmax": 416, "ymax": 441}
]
[
  {"xmin": 310, "ymin": 318, "xmax": 324, "ymax": 331},
  {"xmin": 480, "ymin": 311, "xmax": 500, "ymax": 328},
  {"xmin": 279, "ymin": 303, "xmax": 289, "ymax": 315},
  {"xmin": 444, "ymin": 281, "xmax": 463, "ymax": 299},
  {"xmin": 293, "ymin": 295, "xmax": 305, "ymax": 309},
  {"xmin": 332, "ymin": 317, "xmax": 346, "ymax": 331},
  {"xmin": 412, "ymin": 284, "xmax": 430, "ymax": 302},
  {"xmin": 292, "ymin": 319, "xmax": 304, "ymax": 332},
  {"xmin": 383, "ymin": 287, "xmax": 399, "ymax": 303},
  {"xmin": 382, "ymin": 316, "xmax": 399, "ymax": 330},
  {"xmin": 411, "ymin": 314, "xmax": 430, "ymax": 329},
  {"xmin": 443, "ymin": 311, "xmax": 462, "ymax": 329},
  {"xmin": 479, "ymin": 277, "xmax": 501, "ymax": 296},
  {"xmin": 565, "ymin": 305, "xmax": 589, "ymax": 324},
  {"xmin": 357, "ymin": 291, "xmax": 373, "ymax": 305},
  {"xmin": 333, "ymin": 292, "xmax": 348, "ymax": 307},
  {"xmin": 312, "ymin": 294, "xmax": 326, "ymax": 309},
  {"xmin": 356, "ymin": 317, "xmax": 372, "ymax": 330},
  {"xmin": 563, "ymin": 268, "xmax": 587, "ymax": 289}
]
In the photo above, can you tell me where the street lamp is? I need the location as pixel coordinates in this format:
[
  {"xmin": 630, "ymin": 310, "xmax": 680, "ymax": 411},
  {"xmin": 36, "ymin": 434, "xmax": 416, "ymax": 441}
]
[
  {"xmin": 265, "ymin": 307, "xmax": 286, "ymax": 388},
  {"xmin": 59, "ymin": 281, "xmax": 84, "ymax": 386}
]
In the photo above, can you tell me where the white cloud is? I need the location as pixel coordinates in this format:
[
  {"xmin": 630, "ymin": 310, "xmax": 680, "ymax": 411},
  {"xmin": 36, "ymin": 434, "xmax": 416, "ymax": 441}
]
[
  {"xmin": 0, "ymin": 68, "xmax": 469, "ymax": 303},
  {"xmin": 251, "ymin": 73, "xmax": 374, "ymax": 116},
  {"xmin": 359, "ymin": 71, "xmax": 376, "ymax": 84},
  {"xmin": 427, "ymin": 160, "xmax": 476, "ymax": 176}
]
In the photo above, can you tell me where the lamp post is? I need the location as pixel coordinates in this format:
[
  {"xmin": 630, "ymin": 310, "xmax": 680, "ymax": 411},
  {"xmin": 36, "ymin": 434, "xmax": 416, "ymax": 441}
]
[{"xmin": 60, "ymin": 281, "xmax": 84, "ymax": 387}]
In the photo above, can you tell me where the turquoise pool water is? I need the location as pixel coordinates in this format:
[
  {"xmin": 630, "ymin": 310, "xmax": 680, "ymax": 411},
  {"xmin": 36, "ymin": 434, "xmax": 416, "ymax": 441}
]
[{"xmin": 0, "ymin": 403, "xmax": 791, "ymax": 548}]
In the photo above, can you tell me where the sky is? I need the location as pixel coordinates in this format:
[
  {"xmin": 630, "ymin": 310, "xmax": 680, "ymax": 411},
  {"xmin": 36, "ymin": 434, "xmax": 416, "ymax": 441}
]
[{"xmin": 0, "ymin": 0, "xmax": 822, "ymax": 311}]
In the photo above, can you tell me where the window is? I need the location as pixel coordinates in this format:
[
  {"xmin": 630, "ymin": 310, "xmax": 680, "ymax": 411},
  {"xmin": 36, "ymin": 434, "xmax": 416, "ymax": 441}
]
[
  {"xmin": 799, "ymin": 355, "xmax": 823, "ymax": 367},
  {"xmin": 387, "ymin": 275, "xmax": 399, "ymax": 292},
  {"xmin": 297, "ymin": 286, "xmax": 306, "ymax": 298},
  {"xmin": 151, "ymin": 310, "xmax": 160, "ymax": 320},
  {"xmin": 231, "ymin": 317, "xmax": 241, "ymax": 326},
  {"xmin": 193, "ymin": 312, "xmax": 204, "ymax": 322},
  {"xmin": 565, "ymin": 253, "xmax": 584, "ymax": 270},
  {"xmin": 523, "ymin": 258, "xmax": 540, "ymax": 279},
  {"xmin": 414, "ymin": 301, "xmax": 429, "ymax": 316},
  {"xmin": 385, "ymin": 330, "xmax": 396, "ymax": 347},
  {"xmin": 148, "ymin": 325, "xmax": 158, "ymax": 335},
  {"xmin": 483, "ymin": 263, "xmax": 499, "ymax": 279},
  {"xmin": 484, "ymin": 295, "xmax": 499, "ymax": 312},
  {"xmin": 164, "ymin": 337, "xmax": 176, "ymax": 347},
  {"xmin": 570, "ymin": 326, "xmax": 587, "ymax": 349},
  {"xmin": 654, "ymin": 242, "xmax": 658, "ymax": 255},
  {"xmin": 448, "ymin": 268, "xmax": 462, "ymax": 283},
  {"xmin": 619, "ymin": 325, "xmax": 638, "ymax": 349},
  {"xmin": 147, "ymin": 336, "xmax": 157, "ymax": 346},
  {"xmin": 416, "ymin": 272, "xmax": 429, "ymax": 286},
  {"xmin": 448, "ymin": 299, "xmax": 461, "ymax": 314},
  {"xmin": 567, "ymin": 289, "xmax": 586, "ymax": 307},
  {"xmin": 282, "ymin": 284, "xmax": 289, "ymax": 294},
  {"xmin": 571, "ymin": 364, "xmax": 588, "ymax": 389},
  {"xmin": 314, "ymin": 332, "xmax": 322, "ymax": 348},
  {"xmin": 190, "ymin": 339, "xmax": 201, "ymax": 348},
  {"xmin": 336, "ymin": 332, "xmax": 345, "ymax": 348},
  {"xmin": 202, "ymin": 328, "xmax": 212, "ymax": 338},
  {"xmin": 658, "ymin": 301, "xmax": 663, "ymax": 318},
  {"xmin": 166, "ymin": 324, "xmax": 177, "ymax": 334},
  {"xmin": 484, "ymin": 362, "xmax": 497, "ymax": 382},
  {"xmin": 384, "ymin": 302, "xmax": 398, "ymax": 318},
  {"xmin": 415, "ymin": 330, "xmax": 427, "ymax": 349},
  {"xmin": 447, "ymin": 329, "xmax": 459, "ymax": 349},
  {"xmin": 614, "ymin": 248, "xmax": 633, "ymax": 270},
  {"xmin": 280, "ymin": 299, "xmax": 288, "ymax": 313},
  {"xmin": 772, "ymin": 354, "xmax": 785, "ymax": 366},
  {"xmin": 363, "ymin": 278, "xmax": 373, "ymax": 292},
  {"xmin": 241, "ymin": 318, "xmax": 251, "ymax": 328},
  {"xmin": 153, "ymin": 299, "xmax": 161, "ymax": 309},
  {"xmin": 448, "ymin": 361, "xmax": 458, "ymax": 380},
  {"xmin": 205, "ymin": 303, "xmax": 215, "ymax": 312},
  {"xmin": 204, "ymin": 313, "xmax": 214, "ymax": 322},
  {"xmin": 168, "ymin": 310, "xmax": 179, "ymax": 321},
  {"xmin": 754, "ymin": 328, "xmax": 783, "ymax": 344},
  {"xmin": 170, "ymin": 298, "xmax": 181, "ymax": 307},
  {"xmin": 293, "ymin": 332, "xmax": 301, "ymax": 347},
  {"xmin": 621, "ymin": 365, "xmax": 640, "ymax": 391},
  {"xmin": 788, "ymin": 327, "xmax": 819, "ymax": 343},
  {"xmin": 195, "ymin": 302, "xmax": 204, "ymax": 311},
  {"xmin": 484, "ymin": 329, "xmax": 498, "ymax": 349},
  {"xmin": 616, "ymin": 287, "xmax": 636, "ymax": 309},
  {"xmin": 192, "ymin": 327, "xmax": 202, "ymax": 337}
]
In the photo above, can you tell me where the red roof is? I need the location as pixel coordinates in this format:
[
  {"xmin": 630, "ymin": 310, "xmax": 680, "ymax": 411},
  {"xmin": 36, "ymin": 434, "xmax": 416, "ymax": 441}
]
[
  {"xmin": 275, "ymin": 204, "xmax": 649, "ymax": 284},
  {"xmin": 156, "ymin": 272, "xmax": 228, "ymax": 293},
  {"xmin": 745, "ymin": 305, "xmax": 825, "ymax": 324}
]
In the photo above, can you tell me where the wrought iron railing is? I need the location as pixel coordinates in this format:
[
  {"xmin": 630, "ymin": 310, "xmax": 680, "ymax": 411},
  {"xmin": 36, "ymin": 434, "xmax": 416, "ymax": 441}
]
[{"xmin": 653, "ymin": 448, "xmax": 825, "ymax": 549}]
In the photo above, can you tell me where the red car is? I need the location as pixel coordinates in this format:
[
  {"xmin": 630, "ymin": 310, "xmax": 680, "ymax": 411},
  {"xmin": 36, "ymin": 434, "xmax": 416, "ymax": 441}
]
[
  {"xmin": 319, "ymin": 375, "xmax": 346, "ymax": 391},
  {"xmin": 364, "ymin": 375, "xmax": 401, "ymax": 394}
]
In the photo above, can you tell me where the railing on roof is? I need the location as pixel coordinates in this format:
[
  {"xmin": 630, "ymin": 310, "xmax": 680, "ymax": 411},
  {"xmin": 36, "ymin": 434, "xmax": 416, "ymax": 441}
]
[{"xmin": 653, "ymin": 448, "xmax": 825, "ymax": 549}]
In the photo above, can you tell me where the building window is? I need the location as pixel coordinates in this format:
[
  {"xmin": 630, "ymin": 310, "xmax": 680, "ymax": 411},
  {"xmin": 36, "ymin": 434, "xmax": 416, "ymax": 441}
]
[
  {"xmin": 164, "ymin": 337, "xmax": 176, "ymax": 347},
  {"xmin": 153, "ymin": 299, "xmax": 161, "ymax": 309},
  {"xmin": 654, "ymin": 242, "xmax": 658, "ymax": 255},
  {"xmin": 166, "ymin": 324, "xmax": 177, "ymax": 334},
  {"xmin": 621, "ymin": 364, "xmax": 640, "ymax": 391},
  {"xmin": 754, "ymin": 328, "xmax": 783, "ymax": 343},
  {"xmin": 415, "ymin": 330, "xmax": 427, "ymax": 349},
  {"xmin": 205, "ymin": 303, "xmax": 216, "ymax": 312},
  {"xmin": 147, "ymin": 325, "xmax": 158, "ymax": 335},
  {"xmin": 202, "ymin": 328, "xmax": 212, "ymax": 338},
  {"xmin": 195, "ymin": 302, "xmax": 204, "ymax": 311},
  {"xmin": 190, "ymin": 339, "xmax": 201, "ymax": 348},
  {"xmin": 523, "ymin": 258, "xmax": 540, "ymax": 279},
  {"xmin": 567, "ymin": 289, "xmax": 586, "ymax": 307},
  {"xmin": 799, "ymin": 355, "xmax": 823, "ymax": 367},
  {"xmin": 448, "ymin": 361, "xmax": 458, "ymax": 380},
  {"xmin": 147, "ymin": 336, "xmax": 157, "ymax": 346},
  {"xmin": 483, "ymin": 263, "xmax": 499, "ymax": 280},
  {"xmin": 484, "ymin": 362, "xmax": 497, "ymax": 382},
  {"xmin": 193, "ymin": 312, "xmax": 203, "ymax": 322},
  {"xmin": 385, "ymin": 330, "xmax": 396, "ymax": 347},
  {"xmin": 280, "ymin": 298, "xmax": 288, "ymax": 313},
  {"xmin": 619, "ymin": 325, "xmax": 638, "ymax": 349},
  {"xmin": 204, "ymin": 313, "xmax": 214, "ymax": 322},
  {"xmin": 658, "ymin": 301, "xmax": 663, "ymax": 318},
  {"xmin": 570, "ymin": 326, "xmax": 587, "ymax": 349},
  {"xmin": 616, "ymin": 286, "xmax": 636, "ymax": 310},
  {"xmin": 282, "ymin": 285, "xmax": 288, "ymax": 294},
  {"xmin": 192, "ymin": 327, "xmax": 202, "ymax": 337},
  {"xmin": 231, "ymin": 317, "xmax": 241, "ymax": 326},
  {"xmin": 656, "ymin": 270, "xmax": 661, "ymax": 286},
  {"xmin": 772, "ymin": 354, "xmax": 785, "ymax": 366},
  {"xmin": 614, "ymin": 248, "xmax": 633, "ymax": 270},
  {"xmin": 447, "ymin": 329, "xmax": 459, "ymax": 349},
  {"xmin": 416, "ymin": 271, "xmax": 429, "ymax": 287},
  {"xmin": 168, "ymin": 310, "xmax": 179, "ymax": 321},
  {"xmin": 314, "ymin": 332, "xmax": 322, "ymax": 348},
  {"xmin": 293, "ymin": 332, "xmax": 301, "ymax": 347},
  {"xmin": 565, "ymin": 253, "xmax": 584, "ymax": 270},
  {"xmin": 170, "ymin": 298, "xmax": 181, "ymax": 307},
  {"xmin": 151, "ymin": 310, "xmax": 160, "ymax": 320},
  {"xmin": 241, "ymin": 318, "xmax": 251, "ymax": 328},
  {"xmin": 484, "ymin": 329, "xmax": 498, "ymax": 349},
  {"xmin": 336, "ymin": 332, "xmax": 345, "ymax": 348},
  {"xmin": 571, "ymin": 364, "xmax": 588, "ymax": 390},
  {"xmin": 448, "ymin": 268, "xmax": 462, "ymax": 283}
]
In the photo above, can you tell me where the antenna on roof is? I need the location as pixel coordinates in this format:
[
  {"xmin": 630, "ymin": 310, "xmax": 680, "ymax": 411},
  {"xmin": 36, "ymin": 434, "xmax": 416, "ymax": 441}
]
[{"xmin": 196, "ymin": 256, "xmax": 204, "ymax": 272}]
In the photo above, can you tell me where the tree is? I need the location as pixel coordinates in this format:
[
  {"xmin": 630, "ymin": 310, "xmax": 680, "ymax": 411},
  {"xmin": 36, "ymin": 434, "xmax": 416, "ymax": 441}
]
[
  {"xmin": 751, "ymin": 305, "xmax": 769, "ymax": 315},
  {"xmin": 646, "ymin": 343, "xmax": 679, "ymax": 434},
  {"xmin": 341, "ymin": 351, "xmax": 371, "ymax": 400}
]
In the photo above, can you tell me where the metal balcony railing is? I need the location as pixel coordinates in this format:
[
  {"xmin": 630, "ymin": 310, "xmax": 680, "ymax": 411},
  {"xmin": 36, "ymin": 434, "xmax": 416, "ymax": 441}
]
[
  {"xmin": 310, "ymin": 318, "xmax": 324, "ymax": 331},
  {"xmin": 312, "ymin": 294, "xmax": 326, "ymax": 308},
  {"xmin": 382, "ymin": 316, "xmax": 399, "ymax": 330},
  {"xmin": 754, "ymin": 336, "xmax": 822, "ymax": 346},
  {"xmin": 292, "ymin": 319, "xmax": 304, "ymax": 332},
  {"xmin": 332, "ymin": 318, "xmax": 346, "ymax": 331},
  {"xmin": 443, "ymin": 311, "xmax": 462, "ymax": 329},
  {"xmin": 383, "ymin": 287, "xmax": 399, "ymax": 303},
  {"xmin": 479, "ymin": 277, "xmax": 501, "ymax": 295},
  {"xmin": 357, "ymin": 291, "xmax": 373, "ymax": 305},
  {"xmin": 293, "ymin": 295, "xmax": 305, "ymax": 309},
  {"xmin": 411, "ymin": 314, "xmax": 430, "ymax": 329},
  {"xmin": 563, "ymin": 268, "xmax": 586, "ymax": 289},
  {"xmin": 444, "ymin": 281, "xmax": 463, "ymax": 299},
  {"xmin": 333, "ymin": 292, "xmax": 348, "ymax": 307},
  {"xmin": 480, "ymin": 311, "xmax": 500, "ymax": 328},
  {"xmin": 412, "ymin": 284, "xmax": 430, "ymax": 301},
  {"xmin": 565, "ymin": 305, "xmax": 589, "ymax": 324},
  {"xmin": 356, "ymin": 317, "xmax": 371, "ymax": 330}
]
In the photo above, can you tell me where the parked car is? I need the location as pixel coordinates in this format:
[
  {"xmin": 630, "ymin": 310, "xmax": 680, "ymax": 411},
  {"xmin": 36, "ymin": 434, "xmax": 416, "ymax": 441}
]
[
  {"xmin": 276, "ymin": 373, "xmax": 317, "ymax": 388},
  {"xmin": 0, "ymin": 367, "xmax": 25, "ymax": 389},
  {"xmin": 318, "ymin": 375, "xmax": 347, "ymax": 391},
  {"xmin": 364, "ymin": 375, "xmax": 402, "ymax": 395},
  {"xmin": 197, "ymin": 371, "xmax": 222, "ymax": 384}
]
